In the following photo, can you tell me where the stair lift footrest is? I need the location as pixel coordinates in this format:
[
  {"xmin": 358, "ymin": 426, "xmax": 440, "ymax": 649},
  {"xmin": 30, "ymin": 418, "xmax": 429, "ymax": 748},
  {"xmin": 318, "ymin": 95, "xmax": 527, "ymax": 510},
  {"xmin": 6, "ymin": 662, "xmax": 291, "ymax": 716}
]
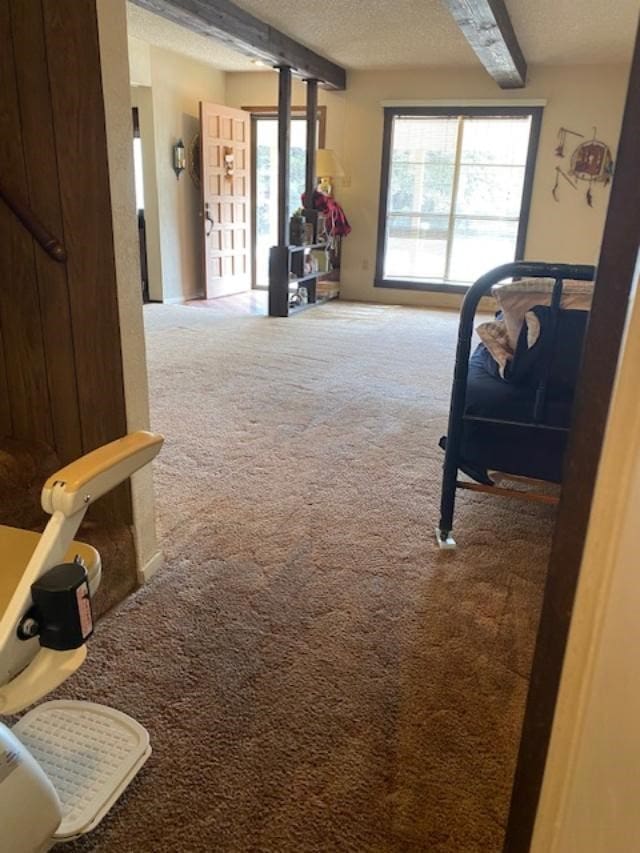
[{"xmin": 12, "ymin": 700, "xmax": 151, "ymax": 841}]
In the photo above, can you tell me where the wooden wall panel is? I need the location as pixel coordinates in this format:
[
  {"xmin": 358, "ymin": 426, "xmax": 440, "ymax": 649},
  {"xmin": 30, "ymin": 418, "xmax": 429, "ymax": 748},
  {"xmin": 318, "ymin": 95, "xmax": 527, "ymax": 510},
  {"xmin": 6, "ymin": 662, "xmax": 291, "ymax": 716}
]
[
  {"xmin": 0, "ymin": 325, "xmax": 12, "ymax": 437},
  {"xmin": 41, "ymin": 0, "xmax": 127, "ymax": 452},
  {"xmin": 10, "ymin": 0, "xmax": 83, "ymax": 465},
  {"xmin": 41, "ymin": 0, "xmax": 130, "ymax": 524},
  {"xmin": 0, "ymin": 0, "xmax": 132, "ymax": 527},
  {"xmin": 0, "ymin": 0, "xmax": 54, "ymax": 447}
]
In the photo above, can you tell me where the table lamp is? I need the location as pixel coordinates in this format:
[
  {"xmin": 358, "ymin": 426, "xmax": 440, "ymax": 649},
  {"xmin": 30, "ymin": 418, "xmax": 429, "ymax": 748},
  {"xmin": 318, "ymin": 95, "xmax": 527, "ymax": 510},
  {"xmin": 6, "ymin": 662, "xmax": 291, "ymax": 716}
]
[{"xmin": 316, "ymin": 149, "xmax": 344, "ymax": 196}]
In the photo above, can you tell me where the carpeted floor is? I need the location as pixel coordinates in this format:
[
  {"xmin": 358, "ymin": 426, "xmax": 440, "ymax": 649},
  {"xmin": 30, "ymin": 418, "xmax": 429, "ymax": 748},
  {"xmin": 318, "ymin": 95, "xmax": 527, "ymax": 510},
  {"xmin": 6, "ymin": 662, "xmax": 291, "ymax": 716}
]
[{"xmin": 62, "ymin": 301, "xmax": 553, "ymax": 852}]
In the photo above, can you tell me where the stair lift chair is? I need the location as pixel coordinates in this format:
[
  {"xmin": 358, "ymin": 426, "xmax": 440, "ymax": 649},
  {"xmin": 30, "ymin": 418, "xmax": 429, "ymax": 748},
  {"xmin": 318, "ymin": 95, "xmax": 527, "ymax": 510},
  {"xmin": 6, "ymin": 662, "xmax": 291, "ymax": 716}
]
[{"xmin": 0, "ymin": 431, "xmax": 163, "ymax": 851}]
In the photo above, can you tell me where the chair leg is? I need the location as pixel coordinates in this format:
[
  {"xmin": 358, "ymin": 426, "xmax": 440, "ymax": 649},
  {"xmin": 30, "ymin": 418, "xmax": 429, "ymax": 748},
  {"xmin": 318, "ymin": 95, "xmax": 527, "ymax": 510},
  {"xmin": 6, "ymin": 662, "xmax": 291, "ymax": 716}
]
[{"xmin": 436, "ymin": 453, "xmax": 458, "ymax": 549}]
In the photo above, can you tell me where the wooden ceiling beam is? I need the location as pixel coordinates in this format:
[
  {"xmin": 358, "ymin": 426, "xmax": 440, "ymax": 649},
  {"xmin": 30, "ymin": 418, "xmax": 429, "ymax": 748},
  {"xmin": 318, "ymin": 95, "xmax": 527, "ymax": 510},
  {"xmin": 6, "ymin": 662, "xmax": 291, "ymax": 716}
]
[
  {"xmin": 442, "ymin": 0, "xmax": 527, "ymax": 89},
  {"xmin": 129, "ymin": 0, "xmax": 347, "ymax": 90}
]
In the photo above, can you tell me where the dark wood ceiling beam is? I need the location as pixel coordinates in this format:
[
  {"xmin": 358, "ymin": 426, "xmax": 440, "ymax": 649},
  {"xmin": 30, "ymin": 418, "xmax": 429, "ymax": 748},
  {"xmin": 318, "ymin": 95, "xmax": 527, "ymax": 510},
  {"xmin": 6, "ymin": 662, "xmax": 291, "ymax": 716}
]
[
  {"xmin": 130, "ymin": 0, "xmax": 346, "ymax": 90},
  {"xmin": 441, "ymin": 0, "xmax": 527, "ymax": 89}
]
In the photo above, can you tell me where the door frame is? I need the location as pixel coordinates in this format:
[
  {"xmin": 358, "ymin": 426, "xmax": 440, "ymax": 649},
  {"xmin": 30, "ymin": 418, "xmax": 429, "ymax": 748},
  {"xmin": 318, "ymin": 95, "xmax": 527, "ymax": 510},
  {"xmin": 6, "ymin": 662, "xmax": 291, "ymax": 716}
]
[
  {"xmin": 503, "ymin": 25, "xmax": 640, "ymax": 852},
  {"xmin": 246, "ymin": 106, "xmax": 327, "ymax": 289},
  {"xmin": 132, "ymin": 106, "xmax": 150, "ymax": 303}
]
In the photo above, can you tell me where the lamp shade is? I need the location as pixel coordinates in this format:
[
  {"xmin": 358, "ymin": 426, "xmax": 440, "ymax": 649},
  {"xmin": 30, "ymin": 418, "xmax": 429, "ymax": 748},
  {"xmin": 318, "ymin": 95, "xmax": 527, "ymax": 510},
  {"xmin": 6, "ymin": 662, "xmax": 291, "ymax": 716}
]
[{"xmin": 315, "ymin": 148, "xmax": 344, "ymax": 177}]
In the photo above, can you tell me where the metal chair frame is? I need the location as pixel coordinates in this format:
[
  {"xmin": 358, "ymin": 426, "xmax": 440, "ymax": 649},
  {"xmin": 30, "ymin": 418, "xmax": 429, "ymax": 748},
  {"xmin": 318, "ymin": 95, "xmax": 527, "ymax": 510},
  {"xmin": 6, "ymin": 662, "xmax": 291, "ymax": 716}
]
[{"xmin": 436, "ymin": 261, "xmax": 596, "ymax": 548}]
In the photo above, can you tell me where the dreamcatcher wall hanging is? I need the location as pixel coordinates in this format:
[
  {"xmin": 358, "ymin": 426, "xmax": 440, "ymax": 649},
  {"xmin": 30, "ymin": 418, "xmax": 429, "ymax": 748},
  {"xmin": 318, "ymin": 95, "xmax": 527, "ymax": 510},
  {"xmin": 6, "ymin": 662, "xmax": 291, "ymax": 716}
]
[{"xmin": 552, "ymin": 126, "xmax": 614, "ymax": 207}]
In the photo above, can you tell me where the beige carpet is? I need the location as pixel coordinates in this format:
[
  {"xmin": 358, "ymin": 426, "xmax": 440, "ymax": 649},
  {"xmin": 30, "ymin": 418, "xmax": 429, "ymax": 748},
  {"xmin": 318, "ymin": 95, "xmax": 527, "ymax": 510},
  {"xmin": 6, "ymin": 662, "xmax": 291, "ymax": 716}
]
[{"xmin": 61, "ymin": 301, "xmax": 553, "ymax": 852}]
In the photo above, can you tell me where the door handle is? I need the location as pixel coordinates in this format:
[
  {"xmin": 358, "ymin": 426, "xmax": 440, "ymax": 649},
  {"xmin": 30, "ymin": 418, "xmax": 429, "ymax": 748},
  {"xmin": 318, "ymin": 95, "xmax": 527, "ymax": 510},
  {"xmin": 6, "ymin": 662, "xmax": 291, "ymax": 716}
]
[{"xmin": 204, "ymin": 203, "xmax": 214, "ymax": 237}]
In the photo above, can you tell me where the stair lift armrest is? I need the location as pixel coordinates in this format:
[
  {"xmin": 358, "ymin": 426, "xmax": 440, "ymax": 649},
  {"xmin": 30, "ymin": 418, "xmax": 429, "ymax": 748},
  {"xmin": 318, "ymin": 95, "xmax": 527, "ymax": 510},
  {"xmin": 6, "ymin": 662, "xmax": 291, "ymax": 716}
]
[
  {"xmin": 0, "ymin": 431, "xmax": 163, "ymax": 712},
  {"xmin": 0, "ymin": 647, "xmax": 86, "ymax": 715},
  {"xmin": 41, "ymin": 431, "xmax": 163, "ymax": 517}
]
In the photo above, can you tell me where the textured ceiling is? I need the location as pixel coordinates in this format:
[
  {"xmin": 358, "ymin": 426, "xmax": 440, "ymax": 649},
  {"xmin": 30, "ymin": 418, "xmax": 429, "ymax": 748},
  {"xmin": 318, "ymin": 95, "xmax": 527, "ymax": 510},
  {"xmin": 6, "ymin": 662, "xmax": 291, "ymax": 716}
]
[
  {"xmin": 233, "ymin": 0, "xmax": 476, "ymax": 69},
  {"xmin": 509, "ymin": 0, "xmax": 638, "ymax": 65},
  {"xmin": 126, "ymin": 3, "xmax": 257, "ymax": 71},
  {"xmin": 233, "ymin": 0, "xmax": 638, "ymax": 68},
  {"xmin": 127, "ymin": 0, "xmax": 638, "ymax": 73}
]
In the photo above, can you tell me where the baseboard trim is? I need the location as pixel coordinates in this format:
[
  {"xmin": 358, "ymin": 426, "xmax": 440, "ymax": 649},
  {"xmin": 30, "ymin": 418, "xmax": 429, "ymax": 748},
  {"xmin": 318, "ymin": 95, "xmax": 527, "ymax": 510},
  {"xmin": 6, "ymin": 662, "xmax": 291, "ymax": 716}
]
[
  {"xmin": 138, "ymin": 549, "xmax": 164, "ymax": 584},
  {"xmin": 162, "ymin": 294, "xmax": 204, "ymax": 305}
]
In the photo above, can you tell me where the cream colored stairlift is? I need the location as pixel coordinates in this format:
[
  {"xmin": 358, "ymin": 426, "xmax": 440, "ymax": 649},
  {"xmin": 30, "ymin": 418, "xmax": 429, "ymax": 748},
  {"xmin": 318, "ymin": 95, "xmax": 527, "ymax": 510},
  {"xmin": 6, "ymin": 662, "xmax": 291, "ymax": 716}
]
[{"xmin": 0, "ymin": 431, "xmax": 163, "ymax": 851}]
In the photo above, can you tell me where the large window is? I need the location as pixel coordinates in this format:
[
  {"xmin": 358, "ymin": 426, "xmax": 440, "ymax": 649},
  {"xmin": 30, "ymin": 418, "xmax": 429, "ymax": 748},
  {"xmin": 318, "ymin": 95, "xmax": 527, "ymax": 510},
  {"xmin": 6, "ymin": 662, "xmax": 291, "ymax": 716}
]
[
  {"xmin": 254, "ymin": 117, "xmax": 309, "ymax": 288},
  {"xmin": 375, "ymin": 107, "xmax": 542, "ymax": 290},
  {"xmin": 250, "ymin": 107, "xmax": 326, "ymax": 288}
]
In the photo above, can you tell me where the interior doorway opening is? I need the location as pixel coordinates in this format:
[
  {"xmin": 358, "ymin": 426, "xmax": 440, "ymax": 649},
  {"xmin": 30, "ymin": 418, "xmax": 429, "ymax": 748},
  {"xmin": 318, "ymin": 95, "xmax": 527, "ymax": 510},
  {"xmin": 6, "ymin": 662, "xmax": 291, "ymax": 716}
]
[{"xmin": 132, "ymin": 106, "xmax": 150, "ymax": 303}]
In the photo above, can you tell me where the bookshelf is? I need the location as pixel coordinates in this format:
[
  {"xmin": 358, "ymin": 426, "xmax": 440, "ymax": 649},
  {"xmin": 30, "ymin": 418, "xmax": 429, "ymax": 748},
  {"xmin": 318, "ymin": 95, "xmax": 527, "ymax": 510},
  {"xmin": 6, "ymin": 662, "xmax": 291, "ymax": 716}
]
[{"xmin": 268, "ymin": 210, "xmax": 340, "ymax": 317}]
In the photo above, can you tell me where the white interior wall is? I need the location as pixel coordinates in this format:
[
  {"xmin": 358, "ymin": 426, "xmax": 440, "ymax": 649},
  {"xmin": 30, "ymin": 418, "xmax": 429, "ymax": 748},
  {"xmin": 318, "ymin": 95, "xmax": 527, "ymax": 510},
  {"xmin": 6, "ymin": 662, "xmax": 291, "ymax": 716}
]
[
  {"xmin": 127, "ymin": 38, "xmax": 226, "ymax": 303},
  {"xmin": 97, "ymin": 0, "xmax": 161, "ymax": 581},
  {"xmin": 128, "ymin": 33, "xmax": 151, "ymax": 86},
  {"xmin": 149, "ymin": 46, "xmax": 226, "ymax": 302}
]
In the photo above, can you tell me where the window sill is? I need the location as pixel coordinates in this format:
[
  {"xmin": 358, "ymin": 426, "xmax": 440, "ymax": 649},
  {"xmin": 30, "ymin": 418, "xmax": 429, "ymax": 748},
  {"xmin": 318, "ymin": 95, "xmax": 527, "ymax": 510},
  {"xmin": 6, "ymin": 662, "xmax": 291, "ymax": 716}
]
[{"xmin": 374, "ymin": 277, "xmax": 471, "ymax": 294}]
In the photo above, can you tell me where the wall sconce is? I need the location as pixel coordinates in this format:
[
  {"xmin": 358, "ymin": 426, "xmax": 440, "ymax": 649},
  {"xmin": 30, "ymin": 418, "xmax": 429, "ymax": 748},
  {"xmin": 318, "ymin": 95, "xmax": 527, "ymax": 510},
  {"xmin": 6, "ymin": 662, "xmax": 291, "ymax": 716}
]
[{"xmin": 173, "ymin": 139, "xmax": 186, "ymax": 180}]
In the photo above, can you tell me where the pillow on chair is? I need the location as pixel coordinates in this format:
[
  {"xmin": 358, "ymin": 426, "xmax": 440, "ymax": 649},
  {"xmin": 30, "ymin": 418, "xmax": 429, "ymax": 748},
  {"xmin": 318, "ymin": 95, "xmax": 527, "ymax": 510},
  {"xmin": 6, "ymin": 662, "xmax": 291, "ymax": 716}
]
[
  {"xmin": 476, "ymin": 316, "xmax": 512, "ymax": 378},
  {"xmin": 476, "ymin": 279, "xmax": 593, "ymax": 377},
  {"xmin": 507, "ymin": 305, "xmax": 590, "ymax": 394},
  {"xmin": 492, "ymin": 278, "xmax": 593, "ymax": 350}
]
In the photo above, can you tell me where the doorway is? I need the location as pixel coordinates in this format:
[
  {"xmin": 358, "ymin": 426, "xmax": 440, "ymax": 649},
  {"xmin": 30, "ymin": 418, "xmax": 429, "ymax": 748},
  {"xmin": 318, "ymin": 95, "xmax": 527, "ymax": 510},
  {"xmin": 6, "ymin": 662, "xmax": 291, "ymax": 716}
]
[
  {"xmin": 250, "ymin": 107, "xmax": 326, "ymax": 289},
  {"xmin": 132, "ymin": 106, "xmax": 149, "ymax": 303}
]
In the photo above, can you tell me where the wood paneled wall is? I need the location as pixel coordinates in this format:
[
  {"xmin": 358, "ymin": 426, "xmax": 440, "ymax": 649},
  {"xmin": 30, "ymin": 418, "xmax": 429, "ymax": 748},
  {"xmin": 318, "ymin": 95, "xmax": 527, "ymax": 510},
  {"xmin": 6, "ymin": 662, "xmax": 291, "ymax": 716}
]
[{"xmin": 0, "ymin": 0, "xmax": 131, "ymax": 525}]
